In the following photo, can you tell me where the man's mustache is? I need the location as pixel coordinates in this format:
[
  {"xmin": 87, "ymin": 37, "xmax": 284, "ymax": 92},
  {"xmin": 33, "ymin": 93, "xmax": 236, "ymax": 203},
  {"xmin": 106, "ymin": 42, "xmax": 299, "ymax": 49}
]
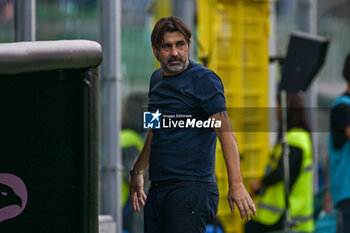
[{"xmin": 167, "ymin": 56, "xmax": 184, "ymax": 64}]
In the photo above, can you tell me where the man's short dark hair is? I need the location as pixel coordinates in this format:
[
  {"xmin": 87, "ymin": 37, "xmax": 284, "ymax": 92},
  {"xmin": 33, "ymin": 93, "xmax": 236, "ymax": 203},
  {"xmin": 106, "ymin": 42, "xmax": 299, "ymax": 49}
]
[
  {"xmin": 151, "ymin": 16, "xmax": 191, "ymax": 50},
  {"xmin": 343, "ymin": 53, "xmax": 350, "ymax": 82}
]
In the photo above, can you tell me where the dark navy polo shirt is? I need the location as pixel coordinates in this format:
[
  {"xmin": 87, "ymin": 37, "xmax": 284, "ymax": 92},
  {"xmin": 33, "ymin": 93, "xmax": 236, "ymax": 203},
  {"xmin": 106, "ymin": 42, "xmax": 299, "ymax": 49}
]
[{"xmin": 148, "ymin": 60, "xmax": 226, "ymax": 182}]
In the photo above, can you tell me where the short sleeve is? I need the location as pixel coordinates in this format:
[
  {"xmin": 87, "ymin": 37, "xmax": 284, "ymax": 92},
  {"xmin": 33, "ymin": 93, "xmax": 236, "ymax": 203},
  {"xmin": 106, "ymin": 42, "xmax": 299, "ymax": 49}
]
[
  {"xmin": 195, "ymin": 72, "xmax": 226, "ymax": 116},
  {"xmin": 331, "ymin": 104, "xmax": 350, "ymax": 131},
  {"xmin": 148, "ymin": 77, "xmax": 154, "ymax": 111},
  {"xmin": 331, "ymin": 103, "xmax": 350, "ymax": 149}
]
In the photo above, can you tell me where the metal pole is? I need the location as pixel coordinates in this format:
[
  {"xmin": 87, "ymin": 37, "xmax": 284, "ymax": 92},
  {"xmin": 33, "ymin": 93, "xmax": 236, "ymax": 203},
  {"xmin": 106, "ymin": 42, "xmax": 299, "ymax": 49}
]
[
  {"xmin": 171, "ymin": 0, "xmax": 195, "ymax": 58},
  {"xmin": 14, "ymin": 0, "xmax": 36, "ymax": 41},
  {"xmin": 99, "ymin": 0, "xmax": 122, "ymax": 233},
  {"xmin": 269, "ymin": 2, "xmax": 278, "ymax": 148},
  {"xmin": 281, "ymin": 90, "xmax": 293, "ymax": 231},
  {"xmin": 298, "ymin": 0, "xmax": 318, "ymax": 195}
]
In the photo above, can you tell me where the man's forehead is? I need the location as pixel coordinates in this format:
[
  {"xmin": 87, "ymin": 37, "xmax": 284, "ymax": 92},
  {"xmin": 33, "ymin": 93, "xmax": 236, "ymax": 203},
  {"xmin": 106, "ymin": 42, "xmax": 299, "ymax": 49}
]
[{"xmin": 162, "ymin": 31, "xmax": 186, "ymax": 43}]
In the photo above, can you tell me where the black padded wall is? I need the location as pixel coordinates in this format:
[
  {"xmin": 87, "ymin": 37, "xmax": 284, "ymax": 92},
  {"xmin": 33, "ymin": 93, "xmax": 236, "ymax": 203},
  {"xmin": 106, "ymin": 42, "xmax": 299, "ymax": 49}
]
[{"xmin": 0, "ymin": 69, "xmax": 98, "ymax": 233}]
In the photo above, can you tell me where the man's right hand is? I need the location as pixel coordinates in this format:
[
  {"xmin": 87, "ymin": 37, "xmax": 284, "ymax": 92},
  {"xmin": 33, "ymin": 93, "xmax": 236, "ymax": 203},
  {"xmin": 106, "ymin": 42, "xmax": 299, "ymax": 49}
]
[
  {"xmin": 129, "ymin": 130, "xmax": 152, "ymax": 212},
  {"xmin": 130, "ymin": 174, "xmax": 147, "ymax": 212}
]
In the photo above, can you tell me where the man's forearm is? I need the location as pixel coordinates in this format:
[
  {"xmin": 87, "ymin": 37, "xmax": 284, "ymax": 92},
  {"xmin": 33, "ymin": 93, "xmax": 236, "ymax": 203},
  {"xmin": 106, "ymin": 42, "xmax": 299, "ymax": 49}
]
[
  {"xmin": 211, "ymin": 111, "xmax": 256, "ymax": 219},
  {"xmin": 217, "ymin": 131, "xmax": 243, "ymax": 186},
  {"xmin": 132, "ymin": 130, "xmax": 152, "ymax": 171},
  {"xmin": 211, "ymin": 111, "xmax": 243, "ymax": 186}
]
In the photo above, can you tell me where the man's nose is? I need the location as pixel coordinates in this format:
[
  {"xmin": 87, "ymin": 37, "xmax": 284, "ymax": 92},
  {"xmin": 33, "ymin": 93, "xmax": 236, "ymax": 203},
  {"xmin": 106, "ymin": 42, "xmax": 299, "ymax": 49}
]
[{"xmin": 170, "ymin": 46, "xmax": 178, "ymax": 56}]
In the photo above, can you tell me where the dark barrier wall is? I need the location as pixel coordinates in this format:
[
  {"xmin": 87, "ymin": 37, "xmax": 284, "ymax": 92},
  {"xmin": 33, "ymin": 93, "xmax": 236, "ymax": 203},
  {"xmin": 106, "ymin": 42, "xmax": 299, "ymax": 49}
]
[{"xmin": 0, "ymin": 40, "xmax": 102, "ymax": 233}]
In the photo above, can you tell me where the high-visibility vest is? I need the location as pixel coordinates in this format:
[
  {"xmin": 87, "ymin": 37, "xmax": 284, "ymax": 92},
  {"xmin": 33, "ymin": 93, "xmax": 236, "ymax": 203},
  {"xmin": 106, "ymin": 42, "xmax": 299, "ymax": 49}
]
[
  {"xmin": 120, "ymin": 129, "xmax": 144, "ymax": 207},
  {"xmin": 121, "ymin": 129, "xmax": 144, "ymax": 152},
  {"xmin": 253, "ymin": 127, "xmax": 314, "ymax": 232}
]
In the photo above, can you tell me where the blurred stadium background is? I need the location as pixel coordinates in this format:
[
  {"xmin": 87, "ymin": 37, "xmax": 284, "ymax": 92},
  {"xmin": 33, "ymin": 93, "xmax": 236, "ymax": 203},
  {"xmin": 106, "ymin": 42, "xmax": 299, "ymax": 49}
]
[{"xmin": 1, "ymin": 0, "xmax": 350, "ymax": 232}]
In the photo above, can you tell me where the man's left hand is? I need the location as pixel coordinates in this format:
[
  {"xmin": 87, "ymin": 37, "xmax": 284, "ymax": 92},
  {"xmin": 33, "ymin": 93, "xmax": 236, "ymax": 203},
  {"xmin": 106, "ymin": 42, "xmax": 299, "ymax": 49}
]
[{"xmin": 228, "ymin": 182, "xmax": 257, "ymax": 220}]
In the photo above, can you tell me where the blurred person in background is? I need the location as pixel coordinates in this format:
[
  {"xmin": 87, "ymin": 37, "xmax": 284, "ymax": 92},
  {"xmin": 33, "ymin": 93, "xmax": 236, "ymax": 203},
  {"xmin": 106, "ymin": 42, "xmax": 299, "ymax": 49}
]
[
  {"xmin": 328, "ymin": 53, "xmax": 350, "ymax": 233},
  {"xmin": 245, "ymin": 92, "xmax": 314, "ymax": 233},
  {"xmin": 121, "ymin": 92, "xmax": 148, "ymax": 233},
  {"xmin": 129, "ymin": 16, "xmax": 256, "ymax": 233},
  {"xmin": 0, "ymin": 0, "xmax": 13, "ymax": 23}
]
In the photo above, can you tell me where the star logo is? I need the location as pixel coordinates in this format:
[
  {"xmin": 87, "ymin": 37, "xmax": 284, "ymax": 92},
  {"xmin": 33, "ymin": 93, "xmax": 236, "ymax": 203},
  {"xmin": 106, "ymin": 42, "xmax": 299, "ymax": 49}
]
[
  {"xmin": 143, "ymin": 110, "xmax": 162, "ymax": 129},
  {"xmin": 150, "ymin": 110, "xmax": 162, "ymax": 122}
]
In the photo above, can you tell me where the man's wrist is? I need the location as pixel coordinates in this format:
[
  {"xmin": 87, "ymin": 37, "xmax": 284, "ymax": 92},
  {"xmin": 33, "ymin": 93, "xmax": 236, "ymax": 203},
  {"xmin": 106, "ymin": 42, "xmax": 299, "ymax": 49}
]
[
  {"xmin": 130, "ymin": 169, "xmax": 144, "ymax": 176},
  {"xmin": 228, "ymin": 176, "xmax": 243, "ymax": 187}
]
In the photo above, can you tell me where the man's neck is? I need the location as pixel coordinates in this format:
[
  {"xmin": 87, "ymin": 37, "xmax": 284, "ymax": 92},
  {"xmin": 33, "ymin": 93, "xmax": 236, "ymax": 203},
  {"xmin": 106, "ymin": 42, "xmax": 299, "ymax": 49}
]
[{"xmin": 346, "ymin": 83, "xmax": 350, "ymax": 95}]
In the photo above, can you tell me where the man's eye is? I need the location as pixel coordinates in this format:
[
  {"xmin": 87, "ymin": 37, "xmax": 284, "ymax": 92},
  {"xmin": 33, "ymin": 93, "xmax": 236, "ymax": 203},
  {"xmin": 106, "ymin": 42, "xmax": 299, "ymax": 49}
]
[
  {"xmin": 177, "ymin": 42, "xmax": 185, "ymax": 47},
  {"xmin": 161, "ymin": 44, "xmax": 171, "ymax": 49}
]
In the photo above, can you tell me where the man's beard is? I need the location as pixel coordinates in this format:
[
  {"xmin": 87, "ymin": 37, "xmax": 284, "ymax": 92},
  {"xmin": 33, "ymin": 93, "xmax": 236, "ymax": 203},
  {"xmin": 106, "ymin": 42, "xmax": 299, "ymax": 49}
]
[{"xmin": 160, "ymin": 55, "xmax": 188, "ymax": 74}]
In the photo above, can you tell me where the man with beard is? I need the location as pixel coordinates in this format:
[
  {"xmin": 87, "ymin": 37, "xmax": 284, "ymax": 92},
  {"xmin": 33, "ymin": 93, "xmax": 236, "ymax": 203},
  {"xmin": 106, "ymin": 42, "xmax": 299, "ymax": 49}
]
[{"xmin": 130, "ymin": 16, "xmax": 256, "ymax": 233}]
